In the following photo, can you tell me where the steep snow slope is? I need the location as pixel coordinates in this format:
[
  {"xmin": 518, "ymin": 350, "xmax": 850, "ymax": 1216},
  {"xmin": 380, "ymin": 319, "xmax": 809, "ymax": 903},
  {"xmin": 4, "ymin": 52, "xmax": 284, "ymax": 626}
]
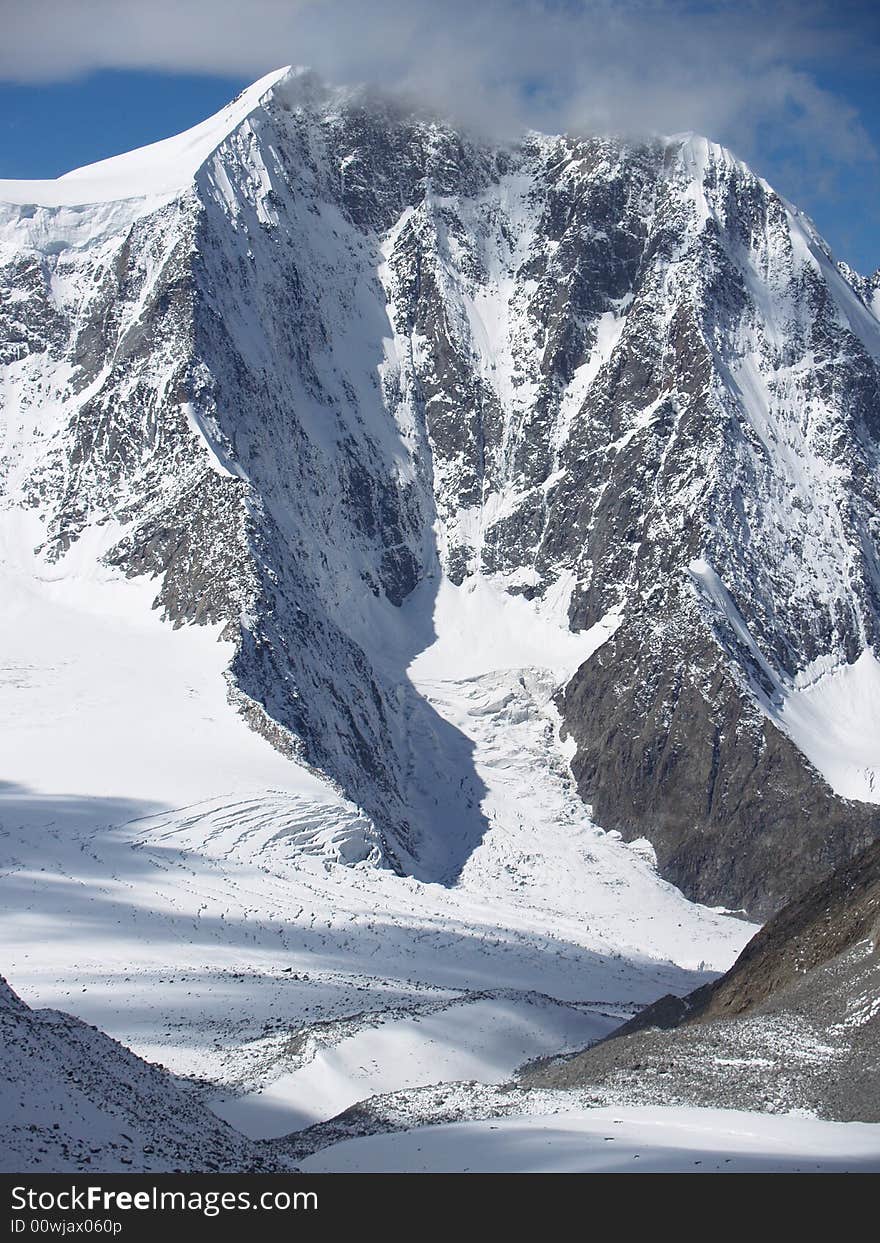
[{"xmin": 775, "ymin": 649, "xmax": 880, "ymax": 801}]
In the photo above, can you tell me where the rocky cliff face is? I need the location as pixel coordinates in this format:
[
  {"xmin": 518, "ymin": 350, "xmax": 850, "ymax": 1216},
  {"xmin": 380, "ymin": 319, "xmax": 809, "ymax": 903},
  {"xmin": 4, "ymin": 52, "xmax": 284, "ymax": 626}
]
[{"xmin": 2, "ymin": 68, "xmax": 879, "ymax": 912}]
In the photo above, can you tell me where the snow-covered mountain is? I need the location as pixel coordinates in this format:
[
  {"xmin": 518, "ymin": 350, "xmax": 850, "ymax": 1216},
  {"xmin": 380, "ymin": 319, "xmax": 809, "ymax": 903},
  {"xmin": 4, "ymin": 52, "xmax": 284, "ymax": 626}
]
[{"xmin": 2, "ymin": 66, "xmax": 879, "ymax": 923}]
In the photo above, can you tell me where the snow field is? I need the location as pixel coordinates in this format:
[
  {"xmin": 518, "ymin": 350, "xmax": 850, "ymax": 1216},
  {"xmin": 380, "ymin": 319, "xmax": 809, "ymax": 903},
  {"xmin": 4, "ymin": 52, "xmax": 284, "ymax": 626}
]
[
  {"xmin": 0, "ymin": 526, "xmax": 752, "ymax": 1134},
  {"xmin": 300, "ymin": 1106, "xmax": 880, "ymax": 1173}
]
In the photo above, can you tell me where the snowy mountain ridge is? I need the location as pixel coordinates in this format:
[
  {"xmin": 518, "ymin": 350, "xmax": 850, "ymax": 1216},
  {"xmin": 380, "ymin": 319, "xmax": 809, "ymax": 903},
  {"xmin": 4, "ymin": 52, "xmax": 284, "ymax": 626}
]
[{"xmin": 2, "ymin": 67, "xmax": 879, "ymax": 919}]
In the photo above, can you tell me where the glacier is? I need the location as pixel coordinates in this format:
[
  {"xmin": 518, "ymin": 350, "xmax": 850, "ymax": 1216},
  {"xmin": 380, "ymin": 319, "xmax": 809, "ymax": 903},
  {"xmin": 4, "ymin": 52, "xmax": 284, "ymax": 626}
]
[{"xmin": 2, "ymin": 65, "xmax": 880, "ymax": 1168}]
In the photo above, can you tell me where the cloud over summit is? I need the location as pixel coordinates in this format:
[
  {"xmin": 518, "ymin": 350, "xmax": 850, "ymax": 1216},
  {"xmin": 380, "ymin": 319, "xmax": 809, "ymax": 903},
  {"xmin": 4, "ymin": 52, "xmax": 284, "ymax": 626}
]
[{"xmin": 2, "ymin": 1, "xmax": 878, "ymax": 265}]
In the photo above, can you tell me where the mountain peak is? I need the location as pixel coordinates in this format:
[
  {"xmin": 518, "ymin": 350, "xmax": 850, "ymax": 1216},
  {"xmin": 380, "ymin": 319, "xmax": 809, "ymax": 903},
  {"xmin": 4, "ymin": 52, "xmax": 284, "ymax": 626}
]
[
  {"xmin": 0, "ymin": 65, "xmax": 294, "ymax": 209},
  {"xmin": 2, "ymin": 68, "xmax": 753, "ymax": 216}
]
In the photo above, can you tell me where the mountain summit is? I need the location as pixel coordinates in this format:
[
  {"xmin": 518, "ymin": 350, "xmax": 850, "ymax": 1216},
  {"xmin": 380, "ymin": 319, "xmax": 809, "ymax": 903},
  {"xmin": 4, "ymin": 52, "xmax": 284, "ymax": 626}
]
[{"xmin": 2, "ymin": 71, "xmax": 879, "ymax": 917}]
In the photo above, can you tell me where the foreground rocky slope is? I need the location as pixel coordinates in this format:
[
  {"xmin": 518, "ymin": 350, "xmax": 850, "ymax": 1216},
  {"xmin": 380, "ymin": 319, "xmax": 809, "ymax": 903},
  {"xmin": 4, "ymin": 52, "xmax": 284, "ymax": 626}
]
[
  {"xmin": 2, "ymin": 68, "xmax": 880, "ymax": 913},
  {"xmin": 523, "ymin": 840, "xmax": 880, "ymax": 1120},
  {"xmin": 0, "ymin": 976, "xmax": 292, "ymax": 1172}
]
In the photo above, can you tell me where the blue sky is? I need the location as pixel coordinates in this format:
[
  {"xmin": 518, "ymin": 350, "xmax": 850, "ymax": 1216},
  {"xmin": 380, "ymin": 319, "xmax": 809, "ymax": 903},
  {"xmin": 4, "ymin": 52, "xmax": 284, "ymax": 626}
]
[
  {"xmin": 0, "ymin": 71, "xmax": 251, "ymax": 181},
  {"xmin": 0, "ymin": 1, "xmax": 877, "ymax": 272}
]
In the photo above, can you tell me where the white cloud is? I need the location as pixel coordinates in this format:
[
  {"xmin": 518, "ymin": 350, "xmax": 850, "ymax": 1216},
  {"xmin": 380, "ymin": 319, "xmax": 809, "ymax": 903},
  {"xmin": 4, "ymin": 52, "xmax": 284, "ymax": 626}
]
[{"xmin": 1, "ymin": 1, "xmax": 876, "ymax": 178}]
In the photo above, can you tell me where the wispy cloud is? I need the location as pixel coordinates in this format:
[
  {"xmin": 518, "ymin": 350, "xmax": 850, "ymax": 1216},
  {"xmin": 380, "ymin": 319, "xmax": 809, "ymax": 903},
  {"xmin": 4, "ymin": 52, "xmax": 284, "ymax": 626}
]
[{"xmin": 2, "ymin": 1, "xmax": 878, "ymax": 227}]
